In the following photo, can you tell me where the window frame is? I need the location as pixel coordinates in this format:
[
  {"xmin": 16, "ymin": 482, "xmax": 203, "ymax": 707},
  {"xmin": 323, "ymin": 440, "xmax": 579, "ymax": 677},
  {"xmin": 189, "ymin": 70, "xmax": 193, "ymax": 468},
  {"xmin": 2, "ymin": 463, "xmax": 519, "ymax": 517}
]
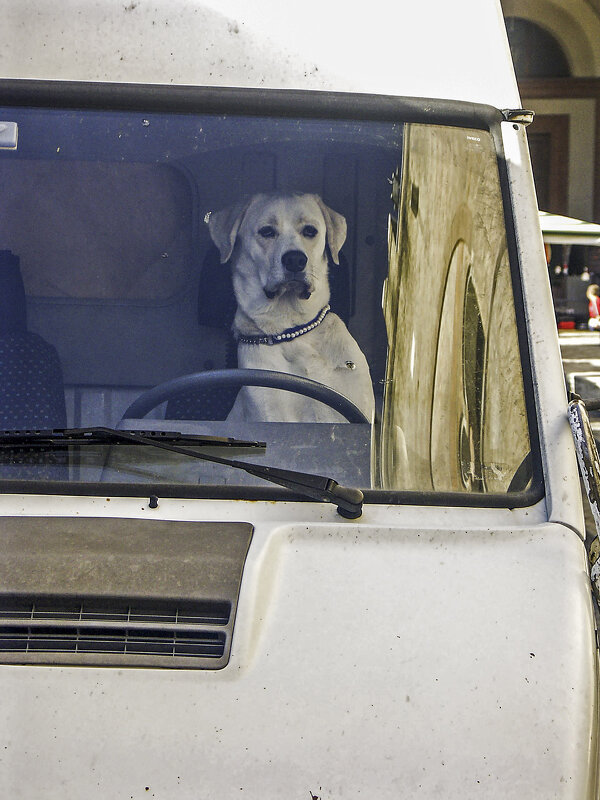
[{"xmin": 0, "ymin": 79, "xmax": 543, "ymax": 508}]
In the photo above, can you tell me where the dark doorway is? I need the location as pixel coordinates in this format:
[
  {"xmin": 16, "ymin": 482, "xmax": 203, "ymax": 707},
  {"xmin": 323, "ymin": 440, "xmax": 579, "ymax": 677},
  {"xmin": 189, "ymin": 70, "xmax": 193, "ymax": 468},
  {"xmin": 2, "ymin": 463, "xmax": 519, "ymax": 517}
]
[
  {"xmin": 527, "ymin": 114, "xmax": 570, "ymax": 214},
  {"xmin": 505, "ymin": 17, "xmax": 571, "ymax": 78}
]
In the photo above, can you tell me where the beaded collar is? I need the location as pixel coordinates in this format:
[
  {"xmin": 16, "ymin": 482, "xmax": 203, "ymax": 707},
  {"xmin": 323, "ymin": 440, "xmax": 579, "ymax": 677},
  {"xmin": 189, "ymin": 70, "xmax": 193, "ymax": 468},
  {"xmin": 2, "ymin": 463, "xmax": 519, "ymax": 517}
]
[{"xmin": 236, "ymin": 304, "xmax": 331, "ymax": 346}]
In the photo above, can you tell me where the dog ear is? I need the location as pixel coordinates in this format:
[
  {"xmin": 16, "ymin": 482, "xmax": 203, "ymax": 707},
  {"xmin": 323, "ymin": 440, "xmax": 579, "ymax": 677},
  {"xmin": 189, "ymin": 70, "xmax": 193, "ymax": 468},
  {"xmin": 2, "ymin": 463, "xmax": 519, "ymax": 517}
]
[
  {"xmin": 206, "ymin": 199, "xmax": 252, "ymax": 264},
  {"xmin": 314, "ymin": 197, "xmax": 347, "ymax": 265}
]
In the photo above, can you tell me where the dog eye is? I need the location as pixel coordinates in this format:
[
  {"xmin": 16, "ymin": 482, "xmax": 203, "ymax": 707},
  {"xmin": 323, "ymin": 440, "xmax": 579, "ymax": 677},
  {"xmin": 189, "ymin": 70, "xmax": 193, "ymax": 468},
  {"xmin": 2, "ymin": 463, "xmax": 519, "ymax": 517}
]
[
  {"xmin": 302, "ymin": 225, "xmax": 318, "ymax": 239},
  {"xmin": 258, "ymin": 225, "xmax": 277, "ymax": 239}
]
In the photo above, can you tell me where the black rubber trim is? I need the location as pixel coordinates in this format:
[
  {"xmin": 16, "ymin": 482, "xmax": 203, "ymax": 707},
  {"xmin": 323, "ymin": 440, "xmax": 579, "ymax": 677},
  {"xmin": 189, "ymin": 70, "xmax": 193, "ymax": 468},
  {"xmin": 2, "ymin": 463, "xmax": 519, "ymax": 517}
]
[
  {"xmin": 0, "ymin": 79, "xmax": 543, "ymax": 509},
  {"xmin": 0, "ymin": 78, "xmax": 503, "ymax": 130},
  {"xmin": 0, "ymin": 478, "xmax": 543, "ymax": 509}
]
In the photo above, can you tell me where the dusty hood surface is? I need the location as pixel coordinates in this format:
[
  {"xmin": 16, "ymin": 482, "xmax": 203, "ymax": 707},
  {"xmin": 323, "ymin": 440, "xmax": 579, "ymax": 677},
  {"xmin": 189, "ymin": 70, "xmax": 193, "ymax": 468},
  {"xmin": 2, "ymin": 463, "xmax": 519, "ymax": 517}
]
[
  {"xmin": 0, "ymin": 0, "xmax": 521, "ymax": 107},
  {"xmin": 0, "ymin": 518, "xmax": 596, "ymax": 798}
]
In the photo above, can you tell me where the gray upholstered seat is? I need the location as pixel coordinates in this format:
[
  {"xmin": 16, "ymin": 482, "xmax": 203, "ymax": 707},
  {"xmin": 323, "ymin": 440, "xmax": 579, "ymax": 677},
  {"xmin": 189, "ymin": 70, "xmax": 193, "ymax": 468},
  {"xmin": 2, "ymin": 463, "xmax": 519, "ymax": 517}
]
[{"xmin": 0, "ymin": 250, "xmax": 67, "ymax": 479}]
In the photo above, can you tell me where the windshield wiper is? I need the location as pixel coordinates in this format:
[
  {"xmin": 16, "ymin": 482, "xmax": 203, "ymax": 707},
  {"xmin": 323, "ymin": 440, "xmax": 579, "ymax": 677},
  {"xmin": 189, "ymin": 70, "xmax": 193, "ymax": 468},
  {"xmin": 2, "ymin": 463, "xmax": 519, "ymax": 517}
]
[
  {"xmin": 0, "ymin": 427, "xmax": 364, "ymax": 519},
  {"xmin": 0, "ymin": 427, "xmax": 265, "ymax": 450}
]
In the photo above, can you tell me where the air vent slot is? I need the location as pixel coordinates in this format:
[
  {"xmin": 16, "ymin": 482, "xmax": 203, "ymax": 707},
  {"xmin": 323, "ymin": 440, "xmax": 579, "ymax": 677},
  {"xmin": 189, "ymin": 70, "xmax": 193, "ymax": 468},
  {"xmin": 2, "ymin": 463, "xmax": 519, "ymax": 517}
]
[
  {"xmin": 0, "ymin": 597, "xmax": 231, "ymax": 626},
  {"xmin": 0, "ymin": 596, "xmax": 230, "ymax": 664},
  {"xmin": 0, "ymin": 624, "xmax": 225, "ymax": 658}
]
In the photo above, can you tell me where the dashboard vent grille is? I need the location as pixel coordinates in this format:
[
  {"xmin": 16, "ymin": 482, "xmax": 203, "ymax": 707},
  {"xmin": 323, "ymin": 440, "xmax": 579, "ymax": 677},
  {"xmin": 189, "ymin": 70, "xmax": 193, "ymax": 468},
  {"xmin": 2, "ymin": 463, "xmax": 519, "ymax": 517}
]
[
  {"xmin": 0, "ymin": 517, "xmax": 253, "ymax": 670},
  {"xmin": 0, "ymin": 596, "xmax": 231, "ymax": 667}
]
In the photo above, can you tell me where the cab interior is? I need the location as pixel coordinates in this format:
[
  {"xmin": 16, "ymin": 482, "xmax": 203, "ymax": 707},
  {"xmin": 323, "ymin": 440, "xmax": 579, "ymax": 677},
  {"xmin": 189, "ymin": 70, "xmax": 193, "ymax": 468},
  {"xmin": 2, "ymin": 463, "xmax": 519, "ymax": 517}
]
[{"xmin": 0, "ymin": 106, "xmax": 400, "ymax": 487}]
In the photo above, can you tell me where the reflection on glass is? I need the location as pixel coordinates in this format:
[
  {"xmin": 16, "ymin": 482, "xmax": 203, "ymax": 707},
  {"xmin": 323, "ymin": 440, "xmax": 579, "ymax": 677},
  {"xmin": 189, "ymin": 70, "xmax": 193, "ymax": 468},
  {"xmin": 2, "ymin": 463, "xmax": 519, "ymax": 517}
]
[{"xmin": 381, "ymin": 123, "xmax": 531, "ymax": 493}]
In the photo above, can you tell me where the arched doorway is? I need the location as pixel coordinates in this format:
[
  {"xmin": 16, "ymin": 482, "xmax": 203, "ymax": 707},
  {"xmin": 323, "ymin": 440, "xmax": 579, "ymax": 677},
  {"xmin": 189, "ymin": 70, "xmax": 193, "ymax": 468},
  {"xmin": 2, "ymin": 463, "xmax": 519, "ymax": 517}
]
[
  {"xmin": 505, "ymin": 17, "xmax": 571, "ymax": 79},
  {"xmin": 505, "ymin": 17, "xmax": 571, "ymax": 215}
]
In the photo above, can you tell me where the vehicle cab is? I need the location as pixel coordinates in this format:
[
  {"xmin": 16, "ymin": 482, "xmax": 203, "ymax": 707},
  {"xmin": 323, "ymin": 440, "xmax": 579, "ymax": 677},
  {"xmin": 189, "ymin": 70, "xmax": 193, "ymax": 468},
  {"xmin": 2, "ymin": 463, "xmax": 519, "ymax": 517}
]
[{"xmin": 0, "ymin": 1, "xmax": 597, "ymax": 797}]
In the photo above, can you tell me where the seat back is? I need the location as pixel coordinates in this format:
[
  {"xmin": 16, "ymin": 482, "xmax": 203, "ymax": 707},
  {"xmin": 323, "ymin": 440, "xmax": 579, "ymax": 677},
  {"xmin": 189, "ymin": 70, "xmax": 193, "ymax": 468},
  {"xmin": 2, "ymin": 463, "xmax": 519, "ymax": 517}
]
[
  {"xmin": 0, "ymin": 250, "xmax": 67, "ymax": 430},
  {"xmin": 0, "ymin": 250, "xmax": 67, "ymax": 478},
  {"xmin": 165, "ymin": 246, "xmax": 239, "ymax": 420}
]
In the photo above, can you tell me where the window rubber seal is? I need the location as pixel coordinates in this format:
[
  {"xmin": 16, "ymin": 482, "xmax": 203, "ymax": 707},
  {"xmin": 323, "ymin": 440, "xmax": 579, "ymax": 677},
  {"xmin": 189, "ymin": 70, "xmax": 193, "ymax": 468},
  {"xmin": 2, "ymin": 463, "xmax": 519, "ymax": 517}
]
[{"xmin": 0, "ymin": 78, "xmax": 544, "ymax": 510}]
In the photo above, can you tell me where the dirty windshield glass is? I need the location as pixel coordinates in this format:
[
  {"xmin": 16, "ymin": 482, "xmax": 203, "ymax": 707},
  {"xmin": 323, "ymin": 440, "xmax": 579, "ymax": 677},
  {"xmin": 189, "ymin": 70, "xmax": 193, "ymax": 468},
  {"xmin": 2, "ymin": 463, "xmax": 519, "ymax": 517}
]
[{"xmin": 0, "ymin": 100, "xmax": 533, "ymax": 500}]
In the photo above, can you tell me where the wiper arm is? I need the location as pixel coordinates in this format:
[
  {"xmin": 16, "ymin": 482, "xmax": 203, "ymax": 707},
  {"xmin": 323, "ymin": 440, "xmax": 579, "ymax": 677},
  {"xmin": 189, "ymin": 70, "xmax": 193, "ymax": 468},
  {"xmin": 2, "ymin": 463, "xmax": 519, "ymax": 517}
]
[
  {"xmin": 0, "ymin": 426, "xmax": 363, "ymax": 519},
  {"xmin": 222, "ymin": 461, "xmax": 364, "ymax": 519}
]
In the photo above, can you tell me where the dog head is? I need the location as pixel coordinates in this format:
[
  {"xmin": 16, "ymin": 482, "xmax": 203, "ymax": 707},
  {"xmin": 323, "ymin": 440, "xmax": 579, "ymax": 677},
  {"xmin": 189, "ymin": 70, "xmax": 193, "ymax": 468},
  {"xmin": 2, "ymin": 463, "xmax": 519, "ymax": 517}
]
[{"xmin": 207, "ymin": 193, "xmax": 346, "ymax": 302}]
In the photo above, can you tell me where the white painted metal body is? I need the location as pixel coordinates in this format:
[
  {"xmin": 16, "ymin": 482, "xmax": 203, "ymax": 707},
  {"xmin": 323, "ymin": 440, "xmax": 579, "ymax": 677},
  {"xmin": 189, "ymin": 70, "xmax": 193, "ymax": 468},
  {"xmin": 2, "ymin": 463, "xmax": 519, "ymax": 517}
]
[
  {"xmin": 0, "ymin": 1, "xmax": 596, "ymax": 798},
  {"xmin": 0, "ymin": 499, "xmax": 596, "ymax": 799},
  {"xmin": 1, "ymin": 0, "xmax": 519, "ymax": 105}
]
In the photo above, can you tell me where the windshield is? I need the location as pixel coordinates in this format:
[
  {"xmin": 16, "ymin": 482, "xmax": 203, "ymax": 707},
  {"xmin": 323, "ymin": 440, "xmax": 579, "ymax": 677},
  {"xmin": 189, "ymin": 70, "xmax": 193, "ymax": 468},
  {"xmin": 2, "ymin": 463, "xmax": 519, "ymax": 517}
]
[{"xmin": 0, "ymin": 90, "xmax": 535, "ymax": 503}]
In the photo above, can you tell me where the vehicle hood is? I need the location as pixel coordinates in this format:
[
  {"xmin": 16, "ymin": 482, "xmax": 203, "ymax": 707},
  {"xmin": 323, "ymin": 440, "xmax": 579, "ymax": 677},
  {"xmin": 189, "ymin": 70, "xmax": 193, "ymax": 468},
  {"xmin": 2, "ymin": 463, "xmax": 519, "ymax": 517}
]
[{"xmin": 0, "ymin": 516, "xmax": 596, "ymax": 797}]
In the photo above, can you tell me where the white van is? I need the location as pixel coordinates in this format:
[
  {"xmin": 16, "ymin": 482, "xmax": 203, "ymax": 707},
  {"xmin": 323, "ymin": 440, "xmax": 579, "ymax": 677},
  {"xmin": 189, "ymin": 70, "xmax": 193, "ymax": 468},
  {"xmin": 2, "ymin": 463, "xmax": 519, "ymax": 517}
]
[{"xmin": 0, "ymin": 1, "xmax": 597, "ymax": 797}]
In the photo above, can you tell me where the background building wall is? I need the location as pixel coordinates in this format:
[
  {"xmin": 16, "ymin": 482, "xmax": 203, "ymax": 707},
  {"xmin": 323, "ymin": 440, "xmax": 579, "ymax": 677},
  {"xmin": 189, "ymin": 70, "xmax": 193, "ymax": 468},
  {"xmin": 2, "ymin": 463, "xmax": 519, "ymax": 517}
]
[{"xmin": 501, "ymin": 0, "xmax": 600, "ymax": 225}]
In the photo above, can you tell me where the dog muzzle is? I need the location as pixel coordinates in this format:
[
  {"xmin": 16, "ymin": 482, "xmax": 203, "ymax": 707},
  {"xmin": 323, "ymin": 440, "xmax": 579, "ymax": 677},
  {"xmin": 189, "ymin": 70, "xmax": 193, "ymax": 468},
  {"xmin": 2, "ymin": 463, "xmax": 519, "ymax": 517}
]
[{"xmin": 263, "ymin": 278, "xmax": 312, "ymax": 300}]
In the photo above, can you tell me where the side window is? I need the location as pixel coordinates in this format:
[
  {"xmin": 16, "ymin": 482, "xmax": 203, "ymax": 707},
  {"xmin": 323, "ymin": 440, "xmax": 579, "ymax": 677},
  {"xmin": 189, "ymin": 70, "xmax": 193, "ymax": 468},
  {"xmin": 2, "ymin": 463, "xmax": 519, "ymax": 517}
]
[{"xmin": 379, "ymin": 123, "xmax": 531, "ymax": 494}]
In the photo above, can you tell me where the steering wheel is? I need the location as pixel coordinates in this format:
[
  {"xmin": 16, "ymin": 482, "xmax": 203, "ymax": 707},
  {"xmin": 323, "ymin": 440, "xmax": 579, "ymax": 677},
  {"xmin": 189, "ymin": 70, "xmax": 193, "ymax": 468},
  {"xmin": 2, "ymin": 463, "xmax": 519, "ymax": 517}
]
[{"xmin": 122, "ymin": 368, "xmax": 370, "ymax": 424}]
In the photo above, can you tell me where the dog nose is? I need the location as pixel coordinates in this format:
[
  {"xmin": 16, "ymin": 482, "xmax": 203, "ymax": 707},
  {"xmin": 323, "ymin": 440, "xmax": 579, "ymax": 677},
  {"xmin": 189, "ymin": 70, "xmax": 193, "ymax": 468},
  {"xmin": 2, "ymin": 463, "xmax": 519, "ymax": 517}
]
[{"xmin": 281, "ymin": 250, "xmax": 308, "ymax": 273}]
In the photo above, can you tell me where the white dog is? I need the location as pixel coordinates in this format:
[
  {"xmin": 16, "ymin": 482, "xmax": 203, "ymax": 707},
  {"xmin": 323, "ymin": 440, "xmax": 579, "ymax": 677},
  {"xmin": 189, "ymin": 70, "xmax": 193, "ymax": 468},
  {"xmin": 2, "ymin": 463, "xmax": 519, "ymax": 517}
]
[{"xmin": 207, "ymin": 192, "xmax": 374, "ymax": 423}]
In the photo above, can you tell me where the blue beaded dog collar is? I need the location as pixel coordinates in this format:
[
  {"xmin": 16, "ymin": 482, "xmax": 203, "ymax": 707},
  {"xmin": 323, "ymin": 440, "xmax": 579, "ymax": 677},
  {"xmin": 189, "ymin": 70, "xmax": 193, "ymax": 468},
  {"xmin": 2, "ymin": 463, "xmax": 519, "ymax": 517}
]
[{"xmin": 236, "ymin": 304, "xmax": 331, "ymax": 346}]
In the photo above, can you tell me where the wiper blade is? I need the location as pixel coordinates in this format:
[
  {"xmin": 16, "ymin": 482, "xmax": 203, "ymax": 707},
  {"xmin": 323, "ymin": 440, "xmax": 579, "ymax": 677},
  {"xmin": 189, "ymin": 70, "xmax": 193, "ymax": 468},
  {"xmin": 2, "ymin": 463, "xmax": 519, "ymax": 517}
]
[
  {"xmin": 0, "ymin": 427, "xmax": 265, "ymax": 450},
  {"xmin": 0, "ymin": 426, "xmax": 363, "ymax": 518}
]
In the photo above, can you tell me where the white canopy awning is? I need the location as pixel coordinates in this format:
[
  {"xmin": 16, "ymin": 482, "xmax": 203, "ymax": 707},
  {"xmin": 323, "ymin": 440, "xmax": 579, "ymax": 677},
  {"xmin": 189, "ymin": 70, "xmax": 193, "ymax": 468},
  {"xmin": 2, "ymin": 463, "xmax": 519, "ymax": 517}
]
[{"xmin": 539, "ymin": 211, "xmax": 600, "ymax": 246}]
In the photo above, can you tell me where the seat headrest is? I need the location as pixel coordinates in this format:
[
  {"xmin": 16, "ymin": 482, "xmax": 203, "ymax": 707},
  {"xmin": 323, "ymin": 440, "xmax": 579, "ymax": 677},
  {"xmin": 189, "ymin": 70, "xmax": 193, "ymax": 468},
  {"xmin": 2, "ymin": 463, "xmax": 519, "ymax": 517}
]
[
  {"xmin": 197, "ymin": 246, "xmax": 237, "ymax": 330},
  {"xmin": 0, "ymin": 250, "xmax": 26, "ymax": 334}
]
